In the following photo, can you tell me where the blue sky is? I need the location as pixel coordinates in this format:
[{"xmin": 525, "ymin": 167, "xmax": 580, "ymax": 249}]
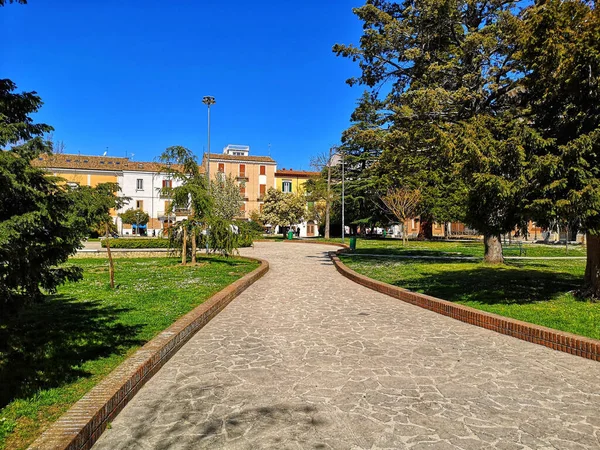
[{"xmin": 1, "ymin": 0, "xmax": 364, "ymax": 170}]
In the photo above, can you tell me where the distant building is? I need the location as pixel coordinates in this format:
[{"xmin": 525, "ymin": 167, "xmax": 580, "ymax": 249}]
[
  {"xmin": 33, "ymin": 153, "xmax": 190, "ymax": 236},
  {"xmin": 203, "ymin": 145, "xmax": 276, "ymax": 220},
  {"xmin": 274, "ymin": 168, "xmax": 321, "ymax": 237}
]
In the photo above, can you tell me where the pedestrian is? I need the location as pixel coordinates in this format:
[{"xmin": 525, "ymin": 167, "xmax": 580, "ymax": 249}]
[{"xmin": 296, "ymin": 227, "xmax": 300, "ymax": 238}]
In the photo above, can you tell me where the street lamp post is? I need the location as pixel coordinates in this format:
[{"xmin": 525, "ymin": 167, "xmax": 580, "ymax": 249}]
[
  {"xmin": 202, "ymin": 96, "xmax": 216, "ymax": 190},
  {"xmin": 341, "ymin": 150, "xmax": 345, "ymax": 245},
  {"xmin": 202, "ymin": 96, "xmax": 215, "ymax": 255}
]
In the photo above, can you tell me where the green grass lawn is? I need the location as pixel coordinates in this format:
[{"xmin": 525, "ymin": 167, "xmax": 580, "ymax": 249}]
[
  {"xmin": 0, "ymin": 256, "xmax": 258, "ymax": 450},
  {"xmin": 314, "ymin": 237, "xmax": 586, "ymax": 257},
  {"xmin": 340, "ymin": 254, "xmax": 600, "ymax": 340}
]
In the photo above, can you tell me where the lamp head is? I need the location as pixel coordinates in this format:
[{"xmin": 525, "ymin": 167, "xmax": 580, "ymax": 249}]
[{"xmin": 202, "ymin": 96, "xmax": 216, "ymax": 106}]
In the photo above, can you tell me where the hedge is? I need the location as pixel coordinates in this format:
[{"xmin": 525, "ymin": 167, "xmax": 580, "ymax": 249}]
[
  {"xmin": 100, "ymin": 238, "xmax": 170, "ymax": 249},
  {"xmin": 100, "ymin": 237, "xmax": 254, "ymax": 249}
]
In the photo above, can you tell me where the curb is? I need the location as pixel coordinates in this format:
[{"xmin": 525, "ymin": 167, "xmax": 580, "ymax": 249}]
[
  {"xmin": 29, "ymin": 257, "xmax": 269, "ymax": 450},
  {"xmin": 330, "ymin": 251, "xmax": 600, "ymax": 363}
]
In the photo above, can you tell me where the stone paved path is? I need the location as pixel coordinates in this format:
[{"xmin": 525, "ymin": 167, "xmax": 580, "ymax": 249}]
[{"xmin": 94, "ymin": 242, "xmax": 600, "ymax": 450}]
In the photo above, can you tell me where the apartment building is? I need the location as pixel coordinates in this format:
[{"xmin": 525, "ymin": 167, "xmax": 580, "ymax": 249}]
[
  {"xmin": 203, "ymin": 145, "xmax": 276, "ymax": 219},
  {"xmin": 274, "ymin": 168, "xmax": 321, "ymax": 237},
  {"xmin": 33, "ymin": 154, "xmax": 188, "ymax": 235}
]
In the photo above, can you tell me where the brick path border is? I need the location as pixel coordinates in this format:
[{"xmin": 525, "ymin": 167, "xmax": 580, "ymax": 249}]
[
  {"xmin": 330, "ymin": 251, "xmax": 600, "ymax": 363},
  {"xmin": 29, "ymin": 257, "xmax": 269, "ymax": 450}
]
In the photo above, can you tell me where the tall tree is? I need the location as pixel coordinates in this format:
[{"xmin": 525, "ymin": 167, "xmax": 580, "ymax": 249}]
[
  {"xmin": 0, "ymin": 80, "xmax": 90, "ymax": 310},
  {"xmin": 518, "ymin": 0, "xmax": 600, "ymax": 296},
  {"xmin": 335, "ymin": 0, "xmax": 527, "ymax": 262},
  {"xmin": 159, "ymin": 146, "xmax": 210, "ymax": 265}
]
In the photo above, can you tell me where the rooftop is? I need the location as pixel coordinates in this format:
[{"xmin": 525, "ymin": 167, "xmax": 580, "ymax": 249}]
[
  {"xmin": 205, "ymin": 153, "xmax": 276, "ymax": 164},
  {"xmin": 275, "ymin": 168, "xmax": 320, "ymax": 178},
  {"xmin": 32, "ymin": 153, "xmax": 200, "ymax": 173}
]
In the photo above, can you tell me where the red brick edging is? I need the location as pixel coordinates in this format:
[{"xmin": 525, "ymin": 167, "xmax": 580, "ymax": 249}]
[
  {"xmin": 330, "ymin": 251, "xmax": 600, "ymax": 363},
  {"xmin": 29, "ymin": 257, "xmax": 269, "ymax": 450}
]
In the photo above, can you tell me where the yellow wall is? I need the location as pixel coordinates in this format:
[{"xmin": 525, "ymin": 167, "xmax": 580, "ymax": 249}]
[
  {"xmin": 53, "ymin": 172, "xmax": 118, "ymax": 187},
  {"xmin": 90, "ymin": 174, "xmax": 117, "ymax": 187},
  {"xmin": 275, "ymin": 175, "xmax": 309, "ymax": 193}
]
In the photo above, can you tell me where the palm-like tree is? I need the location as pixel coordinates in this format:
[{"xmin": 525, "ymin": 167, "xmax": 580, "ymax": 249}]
[{"xmin": 159, "ymin": 146, "xmax": 211, "ymax": 265}]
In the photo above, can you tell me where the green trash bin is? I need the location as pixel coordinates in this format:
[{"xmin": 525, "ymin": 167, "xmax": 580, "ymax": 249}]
[
  {"xmin": 287, "ymin": 230, "xmax": 294, "ymax": 240},
  {"xmin": 349, "ymin": 236, "xmax": 357, "ymax": 251}
]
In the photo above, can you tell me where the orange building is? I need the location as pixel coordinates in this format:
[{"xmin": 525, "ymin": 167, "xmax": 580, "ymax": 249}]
[{"xmin": 203, "ymin": 145, "xmax": 276, "ymax": 219}]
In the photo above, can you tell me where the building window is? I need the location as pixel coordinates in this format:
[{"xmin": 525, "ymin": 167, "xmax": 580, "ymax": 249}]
[
  {"xmin": 240, "ymin": 184, "xmax": 246, "ymax": 196},
  {"xmin": 136, "ymin": 179, "xmax": 143, "ymax": 190},
  {"xmin": 240, "ymin": 203, "xmax": 246, "ymax": 213},
  {"xmin": 260, "ymin": 165, "xmax": 266, "ymax": 175},
  {"xmin": 259, "ymin": 184, "xmax": 266, "ymax": 198},
  {"xmin": 164, "ymin": 200, "xmax": 172, "ymax": 212},
  {"xmin": 136, "ymin": 200, "xmax": 144, "ymax": 210},
  {"xmin": 162, "ymin": 179, "xmax": 172, "ymax": 189},
  {"xmin": 218, "ymin": 163, "xmax": 224, "ymax": 172},
  {"xmin": 259, "ymin": 203, "xmax": 264, "ymax": 213},
  {"xmin": 239, "ymin": 164, "xmax": 246, "ymax": 177},
  {"xmin": 282, "ymin": 181, "xmax": 292, "ymax": 193}
]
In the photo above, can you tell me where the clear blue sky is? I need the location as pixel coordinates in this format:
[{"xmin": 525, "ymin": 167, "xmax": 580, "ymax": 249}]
[{"xmin": 1, "ymin": 0, "xmax": 364, "ymax": 170}]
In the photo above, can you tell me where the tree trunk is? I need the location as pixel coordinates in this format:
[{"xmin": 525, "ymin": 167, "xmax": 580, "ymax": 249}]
[
  {"xmin": 325, "ymin": 163, "xmax": 331, "ymax": 239},
  {"xmin": 181, "ymin": 226, "xmax": 188, "ymax": 265},
  {"xmin": 402, "ymin": 222, "xmax": 406, "ymax": 247},
  {"xmin": 191, "ymin": 226, "xmax": 197, "ymax": 264},
  {"xmin": 105, "ymin": 223, "xmax": 115, "ymax": 289},
  {"xmin": 483, "ymin": 233, "xmax": 504, "ymax": 264},
  {"xmin": 584, "ymin": 232, "xmax": 600, "ymax": 298}
]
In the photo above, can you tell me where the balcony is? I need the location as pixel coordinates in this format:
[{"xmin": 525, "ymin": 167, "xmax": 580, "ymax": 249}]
[
  {"xmin": 157, "ymin": 209, "xmax": 190, "ymax": 218},
  {"xmin": 236, "ymin": 172, "xmax": 249, "ymax": 181}
]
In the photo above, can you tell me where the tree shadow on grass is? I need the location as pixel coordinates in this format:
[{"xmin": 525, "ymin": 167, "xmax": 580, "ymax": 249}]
[
  {"xmin": 0, "ymin": 295, "xmax": 143, "ymax": 409},
  {"xmin": 388, "ymin": 261, "xmax": 582, "ymax": 306}
]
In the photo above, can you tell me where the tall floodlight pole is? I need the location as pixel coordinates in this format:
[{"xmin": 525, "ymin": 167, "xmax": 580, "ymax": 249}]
[
  {"xmin": 341, "ymin": 150, "xmax": 345, "ymax": 244},
  {"xmin": 202, "ymin": 96, "xmax": 215, "ymax": 254},
  {"xmin": 202, "ymin": 96, "xmax": 216, "ymax": 190}
]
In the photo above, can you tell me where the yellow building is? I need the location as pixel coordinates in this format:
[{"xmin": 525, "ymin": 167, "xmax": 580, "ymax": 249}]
[
  {"xmin": 274, "ymin": 168, "xmax": 321, "ymax": 237},
  {"xmin": 203, "ymin": 145, "xmax": 276, "ymax": 219},
  {"xmin": 33, "ymin": 153, "xmax": 123, "ymax": 188}
]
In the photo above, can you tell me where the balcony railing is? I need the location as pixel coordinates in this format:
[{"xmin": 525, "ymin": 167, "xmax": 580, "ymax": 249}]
[{"xmin": 157, "ymin": 209, "xmax": 190, "ymax": 218}]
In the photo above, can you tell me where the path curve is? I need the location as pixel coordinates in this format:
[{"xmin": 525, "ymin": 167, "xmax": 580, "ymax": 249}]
[{"xmin": 93, "ymin": 242, "xmax": 600, "ymax": 449}]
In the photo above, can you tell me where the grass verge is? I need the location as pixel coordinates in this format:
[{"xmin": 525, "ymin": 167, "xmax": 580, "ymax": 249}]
[
  {"xmin": 0, "ymin": 256, "xmax": 258, "ymax": 450},
  {"xmin": 313, "ymin": 237, "xmax": 586, "ymax": 257},
  {"xmin": 339, "ymin": 255, "xmax": 600, "ymax": 340}
]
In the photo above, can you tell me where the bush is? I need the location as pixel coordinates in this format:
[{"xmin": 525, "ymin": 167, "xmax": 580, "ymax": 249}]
[{"xmin": 100, "ymin": 238, "xmax": 170, "ymax": 249}]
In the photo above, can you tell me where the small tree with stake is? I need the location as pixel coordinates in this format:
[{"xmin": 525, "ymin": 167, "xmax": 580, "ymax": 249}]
[{"xmin": 76, "ymin": 183, "xmax": 130, "ymax": 288}]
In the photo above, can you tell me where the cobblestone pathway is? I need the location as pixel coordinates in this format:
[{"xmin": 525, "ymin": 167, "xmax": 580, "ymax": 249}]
[{"xmin": 94, "ymin": 242, "xmax": 600, "ymax": 450}]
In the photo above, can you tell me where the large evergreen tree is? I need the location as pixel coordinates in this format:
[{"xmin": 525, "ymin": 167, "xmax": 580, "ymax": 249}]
[
  {"xmin": 335, "ymin": 0, "xmax": 529, "ymax": 262},
  {"xmin": 518, "ymin": 0, "xmax": 600, "ymax": 296},
  {"xmin": 0, "ymin": 80, "xmax": 90, "ymax": 309}
]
